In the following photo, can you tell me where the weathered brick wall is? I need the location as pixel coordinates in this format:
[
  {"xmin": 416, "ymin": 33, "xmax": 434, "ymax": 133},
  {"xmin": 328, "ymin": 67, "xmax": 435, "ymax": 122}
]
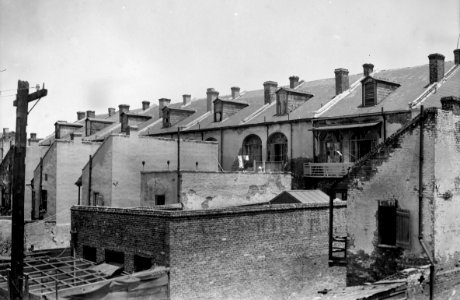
[
  {"xmin": 141, "ymin": 171, "xmax": 292, "ymax": 209},
  {"xmin": 345, "ymin": 112, "xmax": 436, "ymax": 285},
  {"xmin": 433, "ymin": 110, "xmax": 460, "ymax": 268},
  {"xmin": 72, "ymin": 204, "xmax": 347, "ymax": 300}
]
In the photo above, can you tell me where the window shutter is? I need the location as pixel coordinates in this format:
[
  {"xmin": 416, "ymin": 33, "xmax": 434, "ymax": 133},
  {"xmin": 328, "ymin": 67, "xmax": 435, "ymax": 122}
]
[{"xmin": 396, "ymin": 209, "xmax": 411, "ymax": 249}]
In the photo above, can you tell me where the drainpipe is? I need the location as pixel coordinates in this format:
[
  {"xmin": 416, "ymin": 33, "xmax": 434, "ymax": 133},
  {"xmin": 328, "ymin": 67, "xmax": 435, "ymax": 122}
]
[
  {"xmin": 220, "ymin": 128, "xmax": 224, "ymax": 171},
  {"xmin": 177, "ymin": 127, "xmax": 181, "ymax": 205},
  {"xmin": 38, "ymin": 157, "xmax": 43, "ymax": 219},
  {"xmin": 88, "ymin": 155, "xmax": 92, "ymax": 206},
  {"xmin": 418, "ymin": 105, "xmax": 434, "ymax": 300},
  {"xmin": 381, "ymin": 107, "xmax": 387, "ymax": 141},
  {"xmin": 290, "ymin": 121, "xmax": 293, "ymax": 172}
]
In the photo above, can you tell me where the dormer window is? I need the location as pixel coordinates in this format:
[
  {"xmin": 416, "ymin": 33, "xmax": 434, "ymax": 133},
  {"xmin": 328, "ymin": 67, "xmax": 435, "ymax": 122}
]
[
  {"xmin": 361, "ymin": 76, "xmax": 400, "ymax": 107},
  {"xmin": 213, "ymin": 98, "xmax": 248, "ymax": 122},
  {"xmin": 275, "ymin": 88, "xmax": 313, "ymax": 115},
  {"xmin": 162, "ymin": 107, "xmax": 195, "ymax": 128},
  {"xmin": 162, "ymin": 111, "xmax": 171, "ymax": 128},
  {"xmin": 363, "ymin": 79, "xmax": 376, "ymax": 106}
]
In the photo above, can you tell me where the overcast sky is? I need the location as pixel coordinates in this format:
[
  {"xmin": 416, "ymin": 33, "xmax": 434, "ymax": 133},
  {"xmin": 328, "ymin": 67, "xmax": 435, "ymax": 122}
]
[{"xmin": 1, "ymin": 0, "xmax": 459, "ymax": 138}]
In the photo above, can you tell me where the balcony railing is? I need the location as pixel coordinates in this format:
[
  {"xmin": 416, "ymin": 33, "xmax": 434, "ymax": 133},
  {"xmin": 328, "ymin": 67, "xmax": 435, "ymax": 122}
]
[
  {"xmin": 253, "ymin": 161, "xmax": 285, "ymax": 172},
  {"xmin": 304, "ymin": 162, "xmax": 353, "ymax": 178}
]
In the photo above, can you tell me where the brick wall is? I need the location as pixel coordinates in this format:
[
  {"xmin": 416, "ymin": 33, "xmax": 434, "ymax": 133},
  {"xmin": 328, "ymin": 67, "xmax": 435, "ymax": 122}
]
[{"xmin": 72, "ymin": 203, "xmax": 347, "ymax": 299}]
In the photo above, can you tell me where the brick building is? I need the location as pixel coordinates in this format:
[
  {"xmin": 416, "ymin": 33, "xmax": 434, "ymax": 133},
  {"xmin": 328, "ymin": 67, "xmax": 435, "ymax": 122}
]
[
  {"xmin": 141, "ymin": 170, "xmax": 292, "ymax": 209},
  {"xmin": 0, "ymin": 133, "xmax": 45, "ymax": 218},
  {"xmin": 72, "ymin": 201, "xmax": 346, "ymax": 300},
  {"xmin": 79, "ymin": 134, "xmax": 219, "ymax": 208},
  {"xmin": 337, "ymin": 96, "xmax": 460, "ymax": 297},
  {"xmin": 139, "ymin": 50, "xmax": 460, "ymax": 193}
]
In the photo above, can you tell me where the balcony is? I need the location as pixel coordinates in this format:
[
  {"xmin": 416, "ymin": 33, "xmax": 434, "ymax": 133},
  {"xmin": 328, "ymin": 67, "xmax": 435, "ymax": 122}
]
[
  {"xmin": 304, "ymin": 162, "xmax": 353, "ymax": 178},
  {"xmin": 248, "ymin": 161, "xmax": 285, "ymax": 172}
]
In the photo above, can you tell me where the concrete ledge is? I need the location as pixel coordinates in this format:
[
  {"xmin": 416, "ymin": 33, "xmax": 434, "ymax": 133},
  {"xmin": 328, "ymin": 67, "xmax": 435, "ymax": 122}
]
[{"xmin": 71, "ymin": 201, "xmax": 346, "ymax": 218}]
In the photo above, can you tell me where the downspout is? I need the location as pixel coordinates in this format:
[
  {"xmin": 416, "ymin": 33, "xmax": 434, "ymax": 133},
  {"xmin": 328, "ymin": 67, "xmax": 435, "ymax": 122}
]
[
  {"xmin": 382, "ymin": 107, "xmax": 387, "ymax": 141},
  {"xmin": 38, "ymin": 157, "xmax": 43, "ymax": 219},
  {"xmin": 418, "ymin": 105, "xmax": 434, "ymax": 300},
  {"xmin": 290, "ymin": 121, "xmax": 293, "ymax": 172},
  {"xmin": 220, "ymin": 128, "xmax": 224, "ymax": 171},
  {"xmin": 88, "ymin": 155, "xmax": 92, "ymax": 206},
  {"xmin": 177, "ymin": 128, "xmax": 181, "ymax": 206}
]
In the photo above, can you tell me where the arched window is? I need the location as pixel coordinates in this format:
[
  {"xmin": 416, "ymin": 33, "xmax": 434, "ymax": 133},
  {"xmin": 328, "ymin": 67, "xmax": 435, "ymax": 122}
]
[
  {"xmin": 267, "ymin": 132, "xmax": 288, "ymax": 162},
  {"xmin": 321, "ymin": 132, "xmax": 342, "ymax": 163},
  {"xmin": 350, "ymin": 129, "xmax": 379, "ymax": 162},
  {"xmin": 242, "ymin": 135, "xmax": 262, "ymax": 163}
]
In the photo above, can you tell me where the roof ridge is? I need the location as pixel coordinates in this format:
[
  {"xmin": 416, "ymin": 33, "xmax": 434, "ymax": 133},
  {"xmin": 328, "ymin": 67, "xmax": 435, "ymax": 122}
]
[
  {"xmin": 313, "ymin": 75, "xmax": 365, "ymax": 117},
  {"xmin": 410, "ymin": 65, "xmax": 459, "ymax": 109},
  {"xmin": 241, "ymin": 102, "xmax": 275, "ymax": 124},
  {"xmin": 183, "ymin": 111, "xmax": 211, "ymax": 130}
]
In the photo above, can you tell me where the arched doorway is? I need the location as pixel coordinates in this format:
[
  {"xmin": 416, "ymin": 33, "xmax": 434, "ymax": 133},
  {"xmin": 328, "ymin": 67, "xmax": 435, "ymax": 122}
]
[
  {"xmin": 242, "ymin": 134, "xmax": 262, "ymax": 168},
  {"xmin": 267, "ymin": 132, "xmax": 288, "ymax": 162}
]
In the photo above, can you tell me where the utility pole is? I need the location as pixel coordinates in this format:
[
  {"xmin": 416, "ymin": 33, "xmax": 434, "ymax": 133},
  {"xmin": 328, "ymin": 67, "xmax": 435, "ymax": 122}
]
[{"xmin": 10, "ymin": 80, "xmax": 47, "ymax": 299}]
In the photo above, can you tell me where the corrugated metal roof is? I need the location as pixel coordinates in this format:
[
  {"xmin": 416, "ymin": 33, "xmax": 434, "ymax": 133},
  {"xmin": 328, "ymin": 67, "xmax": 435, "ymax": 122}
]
[{"xmin": 286, "ymin": 190, "xmax": 329, "ymax": 204}]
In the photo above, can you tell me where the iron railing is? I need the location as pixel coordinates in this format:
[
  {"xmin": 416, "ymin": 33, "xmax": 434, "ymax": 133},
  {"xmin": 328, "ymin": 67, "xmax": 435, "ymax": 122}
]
[{"xmin": 304, "ymin": 162, "xmax": 353, "ymax": 178}]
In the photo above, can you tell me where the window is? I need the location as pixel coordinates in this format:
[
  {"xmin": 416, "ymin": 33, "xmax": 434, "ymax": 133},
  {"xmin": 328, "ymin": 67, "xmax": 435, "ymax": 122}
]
[
  {"xmin": 350, "ymin": 130, "xmax": 379, "ymax": 162},
  {"xmin": 378, "ymin": 200, "xmax": 410, "ymax": 248},
  {"xmin": 93, "ymin": 192, "xmax": 104, "ymax": 206},
  {"xmin": 162, "ymin": 111, "xmax": 170, "ymax": 128},
  {"xmin": 44, "ymin": 174, "xmax": 48, "ymax": 181},
  {"xmin": 363, "ymin": 81, "xmax": 375, "ymax": 106},
  {"xmin": 242, "ymin": 135, "xmax": 262, "ymax": 167},
  {"xmin": 134, "ymin": 255, "xmax": 152, "ymax": 272},
  {"xmin": 155, "ymin": 195, "xmax": 165, "ymax": 205},
  {"xmin": 267, "ymin": 132, "xmax": 288, "ymax": 162},
  {"xmin": 83, "ymin": 246, "xmax": 97, "ymax": 262},
  {"xmin": 105, "ymin": 249, "xmax": 125, "ymax": 267},
  {"xmin": 276, "ymin": 92, "xmax": 288, "ymax": 115},
  {"xmin": 40, "ymin": 190, "xmax": 48, "ymax": 211},
  {"xmin": 214, "ymin": 112, "xmax": 222, "ymax": 122}
]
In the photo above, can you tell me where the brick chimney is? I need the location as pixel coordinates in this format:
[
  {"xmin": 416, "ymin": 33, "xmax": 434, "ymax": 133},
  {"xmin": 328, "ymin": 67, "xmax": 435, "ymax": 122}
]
[
  {"xmin": 182, "ymin": 94, "xmax": 191, "ymax": 106},
  {"xmin": 142, "ymin": 101, "xmax": 150, "ymax": 110},
  {"xmin": 118, "ymin": 104, "xmax": 130, "ymax": 122},
  {"xmin": 334, "ymin": 68, "xmax": 349, "ymax": 95},
  {"xmin": 428, "ymin": 53, "xmax": 445, "ymax": 84},
  {"xmin": 231, "ymin": 87, "xmax": 240, "ymax": 99},
  {"xmin": 108, "ymin": 107, "xmax": 115, "ymax": 117},
  {"xmin": 30, "ymin": 133, "xmax": 37, "ymax": 140},
  {"xmin": 77, "ymin": 111, "xmax": 85, "ymax": 120},
  {"xmin": 289, "ymin": 76, "xmax": 300, "ymax": 88},
  {"xmin": 158, "ymin": 98, "xmax": 171, "ymax": 118},
  {"xmin": 86, "ymin": 110, "xmax": 95, "ymax": 119},
  {"xmin": 363, "ymin": 63, "xmax": 374, "ymax": 77},
  {"xmin": 206, "ymin": 88, "xmax": 219, "ymax": 112},
  {"xmin": 3, "ymin": 128, "xmax": 9, "ymax": 135},
  {"xmin": 441, "ymin": 96, "xmax": 460, "ymax": 115},
  {"xmin": 454, "ymin": 49, "xmax": 460, "ymax": 65},
  {"xmin": 263, "ymin": 81, "xmax": 278, "ymax": 104}
]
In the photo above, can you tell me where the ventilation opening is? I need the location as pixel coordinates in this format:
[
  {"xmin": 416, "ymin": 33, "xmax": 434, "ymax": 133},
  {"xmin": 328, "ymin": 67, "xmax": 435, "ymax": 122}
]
[
  {"xmin": 105, "ymin": 249, "xmax": 125, "ymax": 268},
  {"xmin": 134, "ymin": 255, "xmax": 153, "ymax": 272},
  {"xmin": 155, "ymin": 195, "xmax": 165, "ymax": 205},
  {"xmin": 83, "ymin": 246, "xmax": 97, "ymax": 262}
]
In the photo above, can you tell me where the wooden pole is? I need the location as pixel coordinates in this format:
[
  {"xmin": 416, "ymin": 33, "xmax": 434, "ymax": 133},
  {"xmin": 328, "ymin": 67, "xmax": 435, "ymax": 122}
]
[{"xmin": 10, "ymin": 80, "xmax": 47, "ymax": 299}]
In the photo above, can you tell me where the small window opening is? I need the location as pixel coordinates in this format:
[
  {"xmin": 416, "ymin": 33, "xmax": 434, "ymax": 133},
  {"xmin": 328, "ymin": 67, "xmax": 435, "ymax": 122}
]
[
  {"xmin": 83, "ymin": 246, "xmax": 97, "ymax": 262},
  {"xmin": 134, "ymin": 255, "xmax": 152, "ymax": 272},
  {"xmin": 155, "ymin": 195, "xmax": 165, "ymax": 205},
  {"xmin": 105, "ymin": 249, "xmax": 125, "ymax": 268}
]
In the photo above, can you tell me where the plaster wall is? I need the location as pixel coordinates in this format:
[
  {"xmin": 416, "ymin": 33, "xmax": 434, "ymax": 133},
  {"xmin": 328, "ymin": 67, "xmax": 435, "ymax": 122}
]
[{"xmin": 433, "ymin": 110, "xmax": 460, "ymax": 268}]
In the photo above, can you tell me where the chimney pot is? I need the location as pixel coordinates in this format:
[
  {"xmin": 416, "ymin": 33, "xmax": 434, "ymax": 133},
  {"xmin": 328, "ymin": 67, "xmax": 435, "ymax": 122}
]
[
  {"xmin": 2, "ymin": 128, "xmax": 9, "ymax": 135},
  {"xmin": 86, "ymin": 110, "xmax": 95, "ymax": 119},
  {"xmin": 206, "ymin": 88, "xmax": 219, "ymax": 112},
  {"xmin": 334, "ymin": 68, "xmax": 349, "ymax": 95},
  {"xmin": 231, "ymin": 87, "xmax": 240, "ymax": 99},
  {"xmin": 30, "ymin": 133, "xmax": 37, "ymax": 140},
  {"xmin": 77, "ymin": 111, "xmax": 85, "ymax": 120},
  {"xmin": 454, "ymin": 49, "xmax": 460, "ymax": 65},
  {"xmin": 142, "ymin": 101, "xmax": 150, "ymax": 110},
  {"xmin": 108, "ymin": 107, "xmax": 115, "ymax": 117},
  {"xmin": 363, "ymin": 63, "xmax": 374, "ymax": 77},
  {"xmin": 158, "ymin": 98, "xmax": 171, "ymax": 118},
  {"xmin": 428, "ymin": 53, "xmax": 445, "ymax": 84},
  {"xmin": 263, "ymin": 81, "xmax": 278, "ymax": 104},
  {"xmin": 440, "ymin": 96, "xmax": 460, "ymax": 115},
  {"xmin": 182, "ymin": 94, "xmax": 191, "ymax": 106},
  {"xmin": 289, "ymin": 76, "xmax": 300, "ymax": 88},
  {"xmin": 118, "ymin": 104, "xmax": 130, "ymax": 122}
]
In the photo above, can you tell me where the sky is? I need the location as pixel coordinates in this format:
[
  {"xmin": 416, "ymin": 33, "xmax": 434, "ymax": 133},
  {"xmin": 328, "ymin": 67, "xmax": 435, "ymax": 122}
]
[{"xmin": 0, "ymin": 0, "xmax": 459, "ymax": 138}]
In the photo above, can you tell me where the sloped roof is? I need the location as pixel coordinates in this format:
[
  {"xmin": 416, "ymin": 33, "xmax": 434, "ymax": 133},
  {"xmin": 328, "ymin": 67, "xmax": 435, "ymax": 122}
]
[
  {"xmin": 144, "ymin": 74, "xmax": 363, "ymax": 136},
  {"xmin": 419, "ymin": 66, "xmax": 460, "ymax": 108},
  {"xmin": 270, "ymin": 190, "xmax": 329, "ymax": 204},
  {"xmin": 319, "ymin": 62, "xmax": 455, "ymax": 118}
]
